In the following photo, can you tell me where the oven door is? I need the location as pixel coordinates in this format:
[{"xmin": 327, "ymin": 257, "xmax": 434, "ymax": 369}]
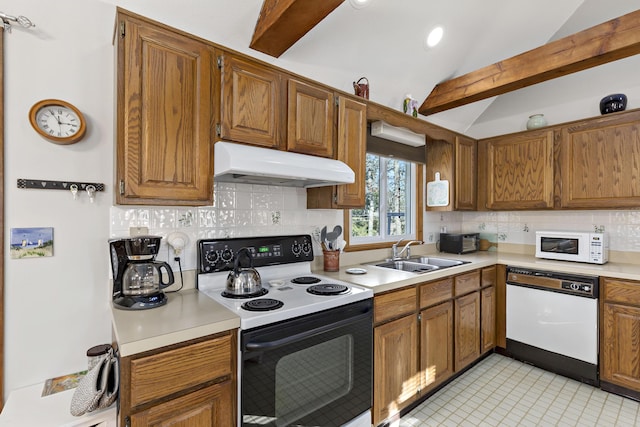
[{"xmin": 240, "ymin": 299, "xmax": 372, "ymax": 427}]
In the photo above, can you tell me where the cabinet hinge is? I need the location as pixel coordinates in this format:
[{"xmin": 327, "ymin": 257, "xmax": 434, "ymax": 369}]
[
  {"xmin": 333, "ymin": 193, "xmax": 338, "ymax": 204},
  {"xmin": 216, "ymin": 123, "xmax": 221, "ymax": 137},
  {"xmin": 125, "ymin": 416, "xmax": 131, "ymax": 427},
  {"xmin": 335, "ymin": 97, "xmax": 340, "ymax": 106},
  {"xmin": 418, "ymin": 313, "xmax": 422, "ymax": 322},
  {"xmin": 119, "ymin": 180, "xmax": 125, "ymax": 195},
  {"xmin": 119, "ymin": 21, "xmax": 125, "ymax": 38},
  {"xmin": 217, "ymin": 56, "xmax": 223, "ymax": 69}
]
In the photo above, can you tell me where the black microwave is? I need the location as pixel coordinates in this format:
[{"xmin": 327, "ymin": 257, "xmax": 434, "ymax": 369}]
[{"xmin": 439, "ymin": 233, "xmax": 479, "ymax": 254}]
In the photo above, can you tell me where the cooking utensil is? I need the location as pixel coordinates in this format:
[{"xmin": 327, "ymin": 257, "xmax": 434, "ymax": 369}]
[
  {"xmin": 320, "ymin": 226, "xmax": 328, "ymax": 251},
  {"xmin": 226, "ymin": 248, "xmax": 262, "ymax": 296},
  {"xmin": 325, "ymin": 225, "xmax": 343, "ymax": 250},
  {"xmin": 427, "ymin": 172, "xmax": 449, "ymax": 207}
]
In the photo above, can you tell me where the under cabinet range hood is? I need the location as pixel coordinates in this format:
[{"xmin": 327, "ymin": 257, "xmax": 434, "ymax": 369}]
[{"xmin": 214, "ymin": 141, "xmax": 355, "ymax": 188}]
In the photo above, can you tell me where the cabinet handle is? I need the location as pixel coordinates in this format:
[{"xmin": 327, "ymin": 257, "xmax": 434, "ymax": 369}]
[{"xmin": 125, "ymin": 416, "xmax": 131, "ymax": 427}]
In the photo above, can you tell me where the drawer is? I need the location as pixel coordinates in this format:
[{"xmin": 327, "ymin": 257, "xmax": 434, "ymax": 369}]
[
  {"xmin": 374, "ymin": 287, "xmax": 417, "ymax": 324},
  {"xmin": 481, "ymin": 266, "xmax": 496, "ymax": 288},
  {"xmin": 603, "ymin": 277, "xmax": 640, "ymax": 306},
  {"xmin": 129, "ymin": 333, "xmax": 233, "ymax": 407},
  {"xmin": 454, "ymin": 270, "xmax": 481, "ymax": 297},
  {"xmin": 419, "ymin": 277, "xmax": 453, "ymax": 309}
]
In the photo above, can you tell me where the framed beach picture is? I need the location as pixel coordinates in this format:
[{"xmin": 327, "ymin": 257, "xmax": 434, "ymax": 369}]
[{"xmin": 10, "ymin": 227, "xmax": 54, "ymax": 259}]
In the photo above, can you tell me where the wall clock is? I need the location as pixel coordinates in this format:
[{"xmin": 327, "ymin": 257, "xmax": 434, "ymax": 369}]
[{"xmin": 28, "ymin": 99, "xmax": 87, "ymax": 144}]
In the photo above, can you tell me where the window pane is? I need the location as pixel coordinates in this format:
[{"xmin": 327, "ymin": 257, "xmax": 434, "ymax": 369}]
[
  {"xmin": 351, "ymin": 154, "xmax": 380, "ymax": 237},
  {"xmin": 386, "ymin": 159, "xmax": 410, "ymax": 236}
]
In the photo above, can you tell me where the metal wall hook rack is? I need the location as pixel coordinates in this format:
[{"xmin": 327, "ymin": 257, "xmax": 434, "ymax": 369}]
[{"xmin": 17, "ymin": 179, "xmax": 105, "ymax": 192}]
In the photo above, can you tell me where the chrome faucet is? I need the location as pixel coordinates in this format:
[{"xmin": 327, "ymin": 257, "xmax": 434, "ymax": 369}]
[{"xmin": 391, "ymin": 239, "xmax": 424, "ymax": 260}]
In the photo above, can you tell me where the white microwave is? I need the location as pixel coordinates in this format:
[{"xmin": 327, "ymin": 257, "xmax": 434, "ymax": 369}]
[{"xmin": 535, "ymin": 230, "xmax": 608, "ymax": 264}]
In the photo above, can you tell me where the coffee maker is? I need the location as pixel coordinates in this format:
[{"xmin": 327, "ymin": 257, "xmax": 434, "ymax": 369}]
[{"xmin": 109, "ymin": 236, "xmax": 174, "ymax": 310}]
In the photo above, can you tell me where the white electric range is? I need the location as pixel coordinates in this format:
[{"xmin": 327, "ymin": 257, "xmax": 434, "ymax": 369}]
[
  {"xmin": 196, "ymin": 235, "xmax": 372, "ymax": 330},
  {"xmin": 197, "ymin": 235, "xmax": 373, "ymax": 427}
]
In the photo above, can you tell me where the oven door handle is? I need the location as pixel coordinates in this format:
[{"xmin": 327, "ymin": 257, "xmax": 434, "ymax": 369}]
[{"xmin": 244, "ymin": 311, "xmax": 371, "ymax": 352}]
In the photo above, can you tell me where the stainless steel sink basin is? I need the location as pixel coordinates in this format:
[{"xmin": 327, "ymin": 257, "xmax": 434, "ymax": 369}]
[
  {"xmin": 373, "ymin": 261, "xmax": 439, "ymax": 273},
  {"xmin": 368, "ymin": 256, "xmax": 469, "ymax": 274},
  {"xmin": 407, "ymin": 257, "xmax": 469, "ymax": 268}
]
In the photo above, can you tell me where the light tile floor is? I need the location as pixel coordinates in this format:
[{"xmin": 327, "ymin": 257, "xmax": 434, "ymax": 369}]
[{"xmin": 399, "ymin": 353, "xmax": 640, "ymax": 427}]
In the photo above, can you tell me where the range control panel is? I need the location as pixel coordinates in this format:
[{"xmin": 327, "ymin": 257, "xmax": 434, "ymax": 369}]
[{"xmin": 198, "ymin": 235, "xmax": 314, "ymax": 273}]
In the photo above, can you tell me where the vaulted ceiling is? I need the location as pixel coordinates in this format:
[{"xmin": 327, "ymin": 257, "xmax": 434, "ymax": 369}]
[{"xmin": 113, "ymin": 0, "xmax": 640, "ymax": 138}]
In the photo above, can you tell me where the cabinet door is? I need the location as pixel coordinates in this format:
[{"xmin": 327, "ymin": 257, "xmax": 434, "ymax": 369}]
[
  {"xmin": 559, "ymin": 110, "xmax": 640, "ymax": 208},
  {"xmin": 130, "ymin": 380, "xmax": 234, "ymax": 427},
  {"xmin": 334, "ymin": 96, "xmax": 366, "ymax": 207},
  {"xmin": 287, "ymin": 79, "xmax": 334, "ymax": 157},
  {"xmin": 478, "ymin": 129, "xmax": 554, "ymax": 210},
  {"xmin": 455, "ymin": 135, "xmax": 477, "ymax": 210},
  {"xmin": 601, "ymin": 302, "xmax": 640, "ymax": 391},
  {"xmin": 306, "ymin": 95, "xmax": 366, "ymax": 209},
  {"xmin": 420, "ymin": 301, "xmax": 454, "ymax": 393},
  {"xmin": 220, "ymin": 54, "xmax": 284, "ymax": 149},
  {"xmin": 116, "ymin": 13, "xmax": 215, "ymax": 205},
  {"xmin": 455, "ymin": 291, "xmax": 480, "ymax": 371},
  {"xmin": 373, "ymin": 315, "xmax": 419, "ymax": 426},
  {"xmin": 481, "ymin": 286, "xmax": 496, "ymax": 354}
]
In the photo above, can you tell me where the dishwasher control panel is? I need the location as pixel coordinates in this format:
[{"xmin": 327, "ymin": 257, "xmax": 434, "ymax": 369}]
[{"xmin": 507, "ymin": 267, "xmax": 599, "ymax": 298}]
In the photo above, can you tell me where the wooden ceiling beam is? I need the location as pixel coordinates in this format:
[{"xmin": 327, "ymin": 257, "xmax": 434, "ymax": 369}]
[
  {"xmin": 419, "ymin": 9, "xmax": 640, "ymax": 116},
  {"xmin": 250, "ymin": 0, "xmax": 344, "ymax": 58}
]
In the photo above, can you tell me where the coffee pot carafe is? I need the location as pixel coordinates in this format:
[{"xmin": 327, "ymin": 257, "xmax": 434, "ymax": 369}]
[
  {"xmin": 109, "ymin": 236, "xmax": 174, "ymax": 310},
  {"xmin": 122, "ymin": 260, "xmax": 174, "ymax": 296}
]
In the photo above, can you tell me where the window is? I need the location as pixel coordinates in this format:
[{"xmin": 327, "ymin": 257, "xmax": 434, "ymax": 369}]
[{"xmin": 349, "ymin": 153, "xmax": 417, "ymax": 244}]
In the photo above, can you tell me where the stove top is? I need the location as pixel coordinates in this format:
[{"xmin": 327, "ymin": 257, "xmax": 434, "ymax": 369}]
[{"xmin": 197, "ymin": 235, "xmax": 373, "ymax": 330}]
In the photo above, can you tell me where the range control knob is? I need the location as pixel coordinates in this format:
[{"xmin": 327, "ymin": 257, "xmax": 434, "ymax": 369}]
[
  {"xmin": 220, "ymin": 248, "xmax": 234, "ymax": 263},
  {"xmin": 205, "ymin": 250, "xmax": 219, "ymax": 265},
  {"xmin": 291, "ymin": 241, "xmax": 301, "ymax": 256},
  {"xmin": 301, "ymin": 240, "xmax": 312, "ymax": 255}
]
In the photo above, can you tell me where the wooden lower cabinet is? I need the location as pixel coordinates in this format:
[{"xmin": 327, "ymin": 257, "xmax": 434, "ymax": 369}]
[
  {"xmin": 481, "ymin": 286, "xmax": 496, "ymax": 354},
  {"xmin": 454, "ymin": 291, "xmax": 481, "ymax": 371},
  {"xmin": 129, "ymin": 380, "xmax": 234, "ymax": 426},
  {"xmin": 373, "ymin": 268, "xmax": 497, "ymax": 426},
  {"xmin": 119, "ymin": 330, "xmax": 237, "ymax": 427},
  {"xmin": 601, "ymin": 277, "xmax": 640, "ymax": 394},
  {"xmin": 420, "ymin": 301, "xmax": 454, "ymax": 393},
  {"xmin": 373, "ymin": 314, "xmax": 419, "ymax": 425}
]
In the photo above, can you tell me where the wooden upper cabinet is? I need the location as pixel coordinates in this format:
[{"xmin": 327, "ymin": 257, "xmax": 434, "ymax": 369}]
[
  {"xmin": 455, "ymin": 135, "xmax": 477, "ymax": 210},
  {"xmin": 219, "ymin": 53, "xmax": 284, "ymax": 149},
  {"xmin": 426, "ymin": 135, "xmax": 477, "ymax": 211},
  {"xmin": 334, "ymin": 96, "xmax": 366, "ymax": 207},
  {"xmin": 307, "ymin": 94, "xmax": 366, "ymax": 209},
  {"xmin": 479, "ymin": 129, "xmax": 554, "ymax": 210},
  {"xmin": 287, "ymin": 79, "xmax": 334, "ymax": 158},
  {"xmin": 558, "ymin": 109, "xmax": 640, "ymax": 209},
  {"xmin": 116, "ymin": 12, "xmax": 216, "ymax": 205}
]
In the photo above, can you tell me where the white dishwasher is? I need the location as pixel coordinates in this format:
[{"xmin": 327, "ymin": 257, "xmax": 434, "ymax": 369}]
[{"xmin": 506, "ymin": 266, "xmax": 599, "ymax": 386}]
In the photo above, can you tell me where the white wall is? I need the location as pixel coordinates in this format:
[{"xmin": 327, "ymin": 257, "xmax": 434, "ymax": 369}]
[{"xmin": 4, "ymin": 0, "xmax": 116, "ymax": 396}]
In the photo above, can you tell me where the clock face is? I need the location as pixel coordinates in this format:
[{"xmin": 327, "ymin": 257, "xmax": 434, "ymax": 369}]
[
  {"xmin": 29, "ymin": 99, "xmax": 87, "ymax": 144},
  {"xmin": 36, "ymin": 105, "xmax": 82, "ymax": 139}
]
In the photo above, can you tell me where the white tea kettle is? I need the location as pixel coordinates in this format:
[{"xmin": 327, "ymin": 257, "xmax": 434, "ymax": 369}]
[{"xmin": 226, "ymin": 248, "xmax": 262, "ymax": 296}]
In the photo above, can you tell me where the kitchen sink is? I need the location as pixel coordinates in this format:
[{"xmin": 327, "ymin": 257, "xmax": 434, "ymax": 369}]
[
  {"xmin": 407, "ymin": 256, "xmax": 469, "ymax": 268},
  {"xmin": 368, "ymin": 256, "xmax": 469, "ymax": 274},
  {"xmin": 373, "ymin": 261, "xmax": 439, "ymax": 273}
]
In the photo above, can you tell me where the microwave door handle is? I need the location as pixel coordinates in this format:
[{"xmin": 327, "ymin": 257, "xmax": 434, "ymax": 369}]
[{"xmin": 245, "ymin": 311, "xmax": 371, "ymax": 352}]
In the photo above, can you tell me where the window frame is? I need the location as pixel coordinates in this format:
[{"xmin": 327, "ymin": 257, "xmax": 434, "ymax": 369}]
[{"xmin": 344, "ymin": 159, "xmax": 424, "ymax": 251}]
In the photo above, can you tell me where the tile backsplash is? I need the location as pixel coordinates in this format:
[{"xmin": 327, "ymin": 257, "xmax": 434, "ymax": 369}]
[
  {"xmin": 110, "ymin": 183, "xmax": 342, "ymax": 271},
  {"xmin": 111, "ymin": 182, "xmax": 640, "ymax": 272},
  {"xmin": 424, "ymin": 209, "xmax": 640, "ymax": 254}
]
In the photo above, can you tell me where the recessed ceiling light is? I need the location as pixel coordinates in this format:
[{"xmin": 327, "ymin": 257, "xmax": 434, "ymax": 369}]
[
  {"xmin": 426, "ymin": 26, "xmax": 443, "ymax": 48},
  {"xmin": 349, "ymin": 0, "xmax": 371, "ymax": 9}
]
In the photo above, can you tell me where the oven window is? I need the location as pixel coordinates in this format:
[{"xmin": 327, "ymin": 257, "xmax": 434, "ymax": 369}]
[
  {"xmin": 541, "ymin": 237, "xmax": 579, "ymax": 254},
  {"xmin": 276, "ymin": 335, "xmax": 353, "ymax": 425}
]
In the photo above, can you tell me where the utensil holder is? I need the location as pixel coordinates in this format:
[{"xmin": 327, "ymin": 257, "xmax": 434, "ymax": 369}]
[{"xmin": 323, "ymin": 250, "xmax": 340, "ymax": 272}]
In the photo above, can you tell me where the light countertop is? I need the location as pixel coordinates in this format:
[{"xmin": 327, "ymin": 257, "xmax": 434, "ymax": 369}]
[
  {"xmin": 317, "ymin": 251, "xmax": 640, "ymax": 294},
  {"xmin": 111, "ymin": 289, "xmax": 239, "ymax": 357},
  {"xmin": 111, "ymin": 252, "xmax": 640, "ymax": 356}
]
